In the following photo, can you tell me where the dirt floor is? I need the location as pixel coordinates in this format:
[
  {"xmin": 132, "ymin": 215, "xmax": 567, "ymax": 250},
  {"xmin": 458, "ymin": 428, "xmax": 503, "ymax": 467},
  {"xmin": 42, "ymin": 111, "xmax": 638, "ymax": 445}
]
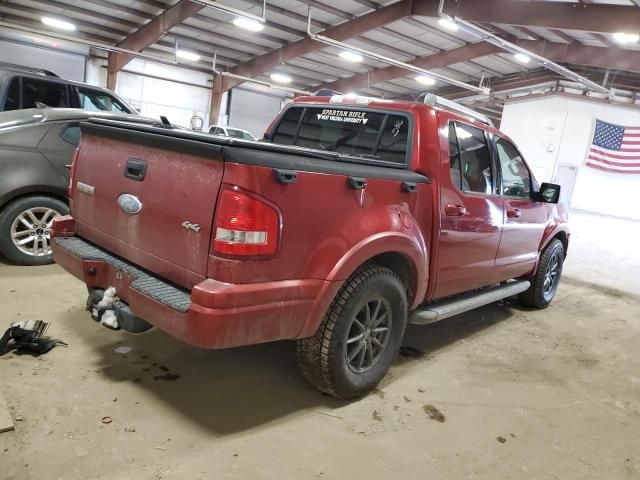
[{"xmin": 0, "ymin": 259, "xmax": 639, "ymax": 480}]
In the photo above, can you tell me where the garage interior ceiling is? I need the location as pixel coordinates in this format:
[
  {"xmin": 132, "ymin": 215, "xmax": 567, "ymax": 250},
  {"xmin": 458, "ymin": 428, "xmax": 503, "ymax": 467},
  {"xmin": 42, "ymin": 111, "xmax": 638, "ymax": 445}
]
[{"xmin": 1, "ymin": 0, "xmax": 640, "ymax": 123}]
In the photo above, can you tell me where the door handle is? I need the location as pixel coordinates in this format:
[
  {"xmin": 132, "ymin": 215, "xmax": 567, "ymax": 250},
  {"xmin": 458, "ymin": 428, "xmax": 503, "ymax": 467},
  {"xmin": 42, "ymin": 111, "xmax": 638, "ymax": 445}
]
[
  {"xmin": 273, "ymin": 168, "xmax": 297, "ymax": 184},
  {"xmin": 348, "ymin": 176, "xmax": 367, "ymax": 190},
  {"xmin": 507, "ymin": 207, "xmax": 521, "ymax": 218},
  {"xmin": 445, "ymin": 203, "xmax": 466, "ymax": 216},
  {"xmin": 124, "ymin": 158, "xmax": 147, "ymax": 181}
]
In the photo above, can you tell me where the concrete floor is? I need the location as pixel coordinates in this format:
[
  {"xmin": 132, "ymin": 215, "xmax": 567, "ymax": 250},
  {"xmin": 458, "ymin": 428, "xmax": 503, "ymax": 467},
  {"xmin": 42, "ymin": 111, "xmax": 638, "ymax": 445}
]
[{"xmin": 1, "ymin": 211, "xmax": 639, "ymax": 480}]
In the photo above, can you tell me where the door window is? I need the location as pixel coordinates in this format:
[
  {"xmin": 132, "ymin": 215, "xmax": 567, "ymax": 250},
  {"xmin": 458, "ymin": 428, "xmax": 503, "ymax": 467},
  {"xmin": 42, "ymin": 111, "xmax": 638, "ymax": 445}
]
[
  {"xmin": 4, "ymin": 78, "xmax": 21, "ymax": 110},
  {"xmin": 495, "ymin": 137, "xmax": 531, "ymax": 198},
  {"xmin": 77, "ymin": 87, "xmax": 130, "ymax": 113},
  {"xmin": 449, "ymin": 122, "xmax": 493, "ymax": 194},
  {"xmin": 22, "ymin": 77, "xmax": 69, "ymax": 108}
]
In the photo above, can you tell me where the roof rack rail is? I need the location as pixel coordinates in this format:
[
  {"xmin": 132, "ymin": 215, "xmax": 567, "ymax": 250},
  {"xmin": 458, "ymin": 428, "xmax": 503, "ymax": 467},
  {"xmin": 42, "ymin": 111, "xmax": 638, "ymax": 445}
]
[
  {"xmin": 0, "ymin": 62, "xmax": 59, "ymax": 77},
  {"xmin": 423, "ymin": 93, "xmax": 493, "ymax": 127}
]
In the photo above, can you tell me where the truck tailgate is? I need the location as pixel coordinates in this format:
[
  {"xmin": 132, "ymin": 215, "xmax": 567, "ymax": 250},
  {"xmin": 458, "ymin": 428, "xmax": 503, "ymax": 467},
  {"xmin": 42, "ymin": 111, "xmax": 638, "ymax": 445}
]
[{"xmin": 72, "ymin": 122, "xmax": 224, "ymax": 288}]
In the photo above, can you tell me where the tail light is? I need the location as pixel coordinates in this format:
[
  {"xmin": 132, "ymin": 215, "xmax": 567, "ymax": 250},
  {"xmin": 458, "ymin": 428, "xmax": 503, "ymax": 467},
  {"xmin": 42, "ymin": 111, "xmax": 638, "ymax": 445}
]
[
  {"xmin": 213, "ymin": 188, "xmax": 280, "ymax": 257},
  {"xmin": 68, "ymin": 147, "xmax": 80, "ymax": 198}
]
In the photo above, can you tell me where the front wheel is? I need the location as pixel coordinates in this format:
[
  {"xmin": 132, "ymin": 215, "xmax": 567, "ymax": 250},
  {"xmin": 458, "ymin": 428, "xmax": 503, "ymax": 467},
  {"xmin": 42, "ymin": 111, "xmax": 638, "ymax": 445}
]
[
  {"xmin": 520, "ymin": 238, "xmax": 564, "ymax": 309},
  {"xmin": 0, "ymin": 196, "xmax": 68, "ymax": 266},
  {"xmin": 297, "ymin": 265, "xmax": 407, "ymax": 399}
]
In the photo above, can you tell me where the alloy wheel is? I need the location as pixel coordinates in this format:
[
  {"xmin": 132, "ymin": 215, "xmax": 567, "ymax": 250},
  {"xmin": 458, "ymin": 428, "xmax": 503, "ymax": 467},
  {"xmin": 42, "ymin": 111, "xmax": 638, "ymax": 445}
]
[
  {"xmin": 10, "ymin": 207, "xmax": 60, "ymax": 257},
  {"xmin": 345, "ymin": 297, "xmax": 393, "ymax": 373}
]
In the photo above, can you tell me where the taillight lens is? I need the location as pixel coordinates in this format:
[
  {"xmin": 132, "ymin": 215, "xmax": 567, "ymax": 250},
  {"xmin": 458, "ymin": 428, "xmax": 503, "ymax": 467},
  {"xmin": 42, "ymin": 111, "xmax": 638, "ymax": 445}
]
[
  {"xmin": 68, "ymin": 147, "xmax": 80, "ymax": 198},
  {"xmin": 213, "ymin": 188, "xmax": 279, "ymax": 257}
]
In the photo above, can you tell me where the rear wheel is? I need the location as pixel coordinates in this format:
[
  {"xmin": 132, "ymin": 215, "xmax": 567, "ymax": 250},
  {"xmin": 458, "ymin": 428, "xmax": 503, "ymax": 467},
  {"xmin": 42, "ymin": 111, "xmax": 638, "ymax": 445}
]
[
  {"xmin": 297, "ymin": 265, "xmax": 407, "ymax": 399},
  {"xmin": 520, "ymin": 238, "xmax": 564, "ymax": 309},
  {"xmin": 0, "ymin": 196, "xmax": 68, "ymax": 266}
]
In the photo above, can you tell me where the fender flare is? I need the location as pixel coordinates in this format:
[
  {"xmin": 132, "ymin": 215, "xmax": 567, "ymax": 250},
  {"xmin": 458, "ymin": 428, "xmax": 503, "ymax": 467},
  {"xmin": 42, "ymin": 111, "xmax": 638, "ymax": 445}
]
[{"xmin": 297, "ymin": 231, "xmax": 428, "ymax": 338}]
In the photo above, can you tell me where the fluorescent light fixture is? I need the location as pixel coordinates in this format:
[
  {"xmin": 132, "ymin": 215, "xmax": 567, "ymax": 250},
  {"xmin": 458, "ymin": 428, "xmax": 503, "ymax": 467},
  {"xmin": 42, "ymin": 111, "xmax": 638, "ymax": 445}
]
[
  {"xmin": 270, "ymin": 73, "xmax": 292, "ymax": 84},
  {"xmin": 415, "ymin": 75, "xmax": 436, "ymax": 86},
  {"xmin": 438, "ymin": 18, "xmax": 458, "ymax": 32},
  {"xmin": 612, "ymin": 32, "xmax": 640, "ymax": 44},
  {"xmin": 176, "ymin": 50, "xmax": 200, "ymax": 62},
  {"xmin": 339, "ymin": 51, "xmax": 363, "ymax": 63},
  {"xmin": 514, "ymin": 53, "xmax": 531, "ymax": 64},
  {"xmin": 41, "ymin": 17, "xmax": 76, "ymax": 31},
  {"xmin": 233, "ymin": 17, "xmax": 264, "ymax": 32}
]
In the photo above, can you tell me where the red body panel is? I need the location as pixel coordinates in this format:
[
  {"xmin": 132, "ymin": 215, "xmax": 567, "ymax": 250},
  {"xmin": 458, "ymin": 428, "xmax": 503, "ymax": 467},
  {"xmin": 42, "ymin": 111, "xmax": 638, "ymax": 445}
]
[
  {"xmin": 72, "ymin": 134, "xmax": 224, "ymax": 288},
  {"xmin": 52, "ymin": 95, "xmax": 569, "ymax": 350}
]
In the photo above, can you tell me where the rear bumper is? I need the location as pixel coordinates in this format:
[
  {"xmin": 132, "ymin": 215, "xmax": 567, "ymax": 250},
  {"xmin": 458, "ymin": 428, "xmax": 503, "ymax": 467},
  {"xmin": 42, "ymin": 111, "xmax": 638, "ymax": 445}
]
[{"xmin": 52, "ymin": 231, "xmax": 333, "ymax": 349}]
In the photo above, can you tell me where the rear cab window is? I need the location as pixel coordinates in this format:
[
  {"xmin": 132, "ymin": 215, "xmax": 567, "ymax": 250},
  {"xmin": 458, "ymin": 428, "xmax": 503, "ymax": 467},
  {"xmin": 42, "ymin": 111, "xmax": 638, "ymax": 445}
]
[{"xmin": 271, "ymin": 105, "xmax": 412, "ymax": 167}]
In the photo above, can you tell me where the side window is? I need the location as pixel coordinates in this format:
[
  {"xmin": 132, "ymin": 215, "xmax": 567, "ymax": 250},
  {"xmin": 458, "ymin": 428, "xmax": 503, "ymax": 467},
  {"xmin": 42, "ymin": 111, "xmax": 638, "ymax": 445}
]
[
  {"xmin": 448, "ymin": 123, "xmax": 463, "ymax": 190},
  {"xmin": 60, "ymin": 124, "xmax": 81, "ymax": 146},
  {"xmin": 210, "ymin": 127, "xmax": 225, "ymax": 135},
  {"xmin": 4, "ymin": 78, "xmax": 21, "ymax": 110},
  {"xmin": 495, "ymin": 137, "xmax": 531, "ymax": 198},
  {"xmin": 22, "ymin": 78, "xmax": 69, "ymax": 108},
  {"xmin": 454, "ymin": 123, "xmax": 493, "ymax": 194}
]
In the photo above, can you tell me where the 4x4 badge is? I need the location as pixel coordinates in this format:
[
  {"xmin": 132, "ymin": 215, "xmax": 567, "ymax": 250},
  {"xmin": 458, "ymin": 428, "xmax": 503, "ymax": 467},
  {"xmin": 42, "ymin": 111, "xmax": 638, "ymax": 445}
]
[{"xmin": 181, "ymin": 221, "xmax": 201, "ymax": 233}]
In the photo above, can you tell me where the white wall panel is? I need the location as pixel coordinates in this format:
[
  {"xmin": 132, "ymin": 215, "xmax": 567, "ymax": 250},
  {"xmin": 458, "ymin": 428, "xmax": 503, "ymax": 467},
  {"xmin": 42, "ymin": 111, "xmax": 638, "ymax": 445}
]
[
  {"xmin": 0, "ymin": 39, "xmax": 86, "ymax": 81},
  {"xmin": 501, "ymin": 94, "xmax": 640, "ymax": 220}
]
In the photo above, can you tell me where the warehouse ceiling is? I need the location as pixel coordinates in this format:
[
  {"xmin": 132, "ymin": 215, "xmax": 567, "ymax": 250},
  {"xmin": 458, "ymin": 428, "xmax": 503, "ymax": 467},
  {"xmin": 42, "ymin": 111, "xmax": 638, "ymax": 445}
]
[{"xmin": 1, "ymin": 0, "xmax": 640, "ymax": 122}]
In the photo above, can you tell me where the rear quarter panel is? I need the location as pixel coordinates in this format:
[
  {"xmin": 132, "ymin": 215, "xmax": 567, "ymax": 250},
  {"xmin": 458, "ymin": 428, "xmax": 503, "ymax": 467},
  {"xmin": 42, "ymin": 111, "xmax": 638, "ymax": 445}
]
[
  {"xmin": 0, "ymin": 124, "xmax": 67, "ymax": 207},
  {"xmin": 209, "ymin": 155, "xmax": 433, "ymax": 309}
]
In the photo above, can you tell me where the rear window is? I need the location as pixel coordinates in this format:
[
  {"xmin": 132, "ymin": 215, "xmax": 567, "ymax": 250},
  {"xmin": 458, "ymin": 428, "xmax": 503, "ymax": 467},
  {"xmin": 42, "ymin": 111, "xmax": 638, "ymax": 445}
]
[{"xmin": 271, "ymin": 106, "xmax": 410, "ymax": 166}]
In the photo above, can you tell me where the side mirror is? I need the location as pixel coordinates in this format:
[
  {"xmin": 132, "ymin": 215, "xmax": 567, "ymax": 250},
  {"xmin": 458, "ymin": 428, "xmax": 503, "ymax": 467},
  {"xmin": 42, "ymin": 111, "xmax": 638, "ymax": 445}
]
[{"xmin": 538, "ymin": 182, "xmax": 561, "ymax": 204}]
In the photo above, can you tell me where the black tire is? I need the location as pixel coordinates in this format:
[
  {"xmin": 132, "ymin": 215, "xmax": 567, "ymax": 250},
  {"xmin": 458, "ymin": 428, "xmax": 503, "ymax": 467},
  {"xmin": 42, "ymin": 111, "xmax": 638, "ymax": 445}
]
[
  {"xmin": 520, "ymin": 239, "xmax": 564, "ymax": 309},
  {"xmin": 0, "ymin": 196, "xmax": 68, "ymax": 266},
  {"xmin": 297, "ymin": 264, "xmax": 407, "ymax": 399}
]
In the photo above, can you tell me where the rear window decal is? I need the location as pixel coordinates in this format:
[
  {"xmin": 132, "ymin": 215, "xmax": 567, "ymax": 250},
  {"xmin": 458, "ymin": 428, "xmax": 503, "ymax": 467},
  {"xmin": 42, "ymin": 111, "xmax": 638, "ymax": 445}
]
[
  {"xmin": 317, "ymin": 109, "xmax": 368, "ymax": 125},
  {"xmin": 392, "ymin": 120, "xmax": 404, "ymax": 137}
]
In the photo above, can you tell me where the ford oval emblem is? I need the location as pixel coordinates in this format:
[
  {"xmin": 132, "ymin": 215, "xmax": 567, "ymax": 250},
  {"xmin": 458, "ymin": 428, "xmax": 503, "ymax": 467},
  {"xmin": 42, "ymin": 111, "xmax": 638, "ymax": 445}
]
[{"xmin": 117, "ymin": 194, "xmax": 143, "ymax": 215}]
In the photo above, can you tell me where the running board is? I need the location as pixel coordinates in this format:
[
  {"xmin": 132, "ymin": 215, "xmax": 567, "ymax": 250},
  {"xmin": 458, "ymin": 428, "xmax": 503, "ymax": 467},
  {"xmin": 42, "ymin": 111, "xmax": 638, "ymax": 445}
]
[{"xmin": 410, "ymin": 280, "xmax": 530, "ymax": 326}]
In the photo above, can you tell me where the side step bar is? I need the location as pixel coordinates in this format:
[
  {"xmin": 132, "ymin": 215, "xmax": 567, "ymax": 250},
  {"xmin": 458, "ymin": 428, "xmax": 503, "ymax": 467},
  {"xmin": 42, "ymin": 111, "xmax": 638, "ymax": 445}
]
[{"xmin": 410, "ymin": 280, "xmax": 530, "ymax": 326}]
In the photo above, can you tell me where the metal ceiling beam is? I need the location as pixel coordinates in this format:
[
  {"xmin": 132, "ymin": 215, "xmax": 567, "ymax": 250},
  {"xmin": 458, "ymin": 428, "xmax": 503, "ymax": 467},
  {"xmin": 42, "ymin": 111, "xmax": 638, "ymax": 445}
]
[
  {"xmin": 517, "ymin": 40, "xmax": 640, "ymax": 75},
  {"xmin": 221, "ymin": 0, "xmax": 425, "ymax": 91},
  {"xmin": 316, "ymin": 37, "xmax": 640, "ymax": 95},
  {"xmin": 317, "ymin": 42, "xmax": 500, "ymax": 93},
  {"xmin": 435, "ymin": 0, "xmax": 640, "ymax": 34},
  {"xmin": 108, "ymin": 0, "xmax": 205, "ymax": 86}
]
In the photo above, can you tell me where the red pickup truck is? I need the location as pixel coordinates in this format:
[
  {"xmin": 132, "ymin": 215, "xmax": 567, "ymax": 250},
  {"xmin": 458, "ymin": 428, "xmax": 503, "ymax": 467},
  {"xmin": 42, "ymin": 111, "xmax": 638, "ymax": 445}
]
[{"xmin": 51, "ymin": 93, "xmax": 568, "ymax": 399}]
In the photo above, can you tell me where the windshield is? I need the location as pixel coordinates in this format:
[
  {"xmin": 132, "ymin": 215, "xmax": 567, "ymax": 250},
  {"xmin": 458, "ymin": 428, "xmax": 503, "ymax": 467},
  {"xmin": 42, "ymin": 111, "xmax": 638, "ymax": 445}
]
[
  {"xmin": 77, "ymin": 87, "xmax": 131, "ymax": 113},
  {"xmin": 227, "ymin": 128, "xmax": 254, "ymax": 140}
]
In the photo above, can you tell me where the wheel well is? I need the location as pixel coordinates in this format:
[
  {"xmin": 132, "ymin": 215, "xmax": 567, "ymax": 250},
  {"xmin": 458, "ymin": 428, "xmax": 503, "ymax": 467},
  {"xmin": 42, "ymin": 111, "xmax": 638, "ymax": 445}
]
[
  {"xmin": 369, "ymin": 252, "xmax": 417, "ymax": 304},
  {"xmin": 0, "ymin": 191, "xmax": 68, "ymax": 213},
  {"xmin": 552, "ymin": 231, "xmax": 568, "ymax": 256}
]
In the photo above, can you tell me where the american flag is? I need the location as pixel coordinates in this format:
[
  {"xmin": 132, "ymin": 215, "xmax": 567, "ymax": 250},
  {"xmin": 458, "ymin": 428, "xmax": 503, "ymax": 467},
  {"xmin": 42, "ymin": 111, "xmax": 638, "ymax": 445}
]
[{"xmin": 586, "ymin": 119, "xmax": 640, "ymax": 174}]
